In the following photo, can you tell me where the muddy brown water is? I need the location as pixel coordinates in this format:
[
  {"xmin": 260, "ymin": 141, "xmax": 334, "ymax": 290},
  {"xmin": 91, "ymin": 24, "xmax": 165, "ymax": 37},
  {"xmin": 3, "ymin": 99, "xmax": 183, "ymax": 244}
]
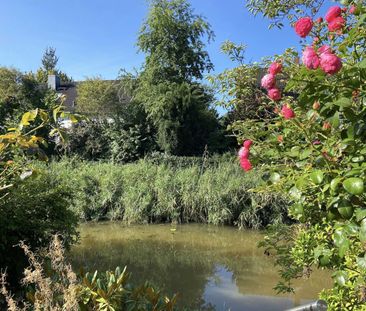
[{"xmin": 70, "ymin": 223, "xmax": 332, "ymax": 311}]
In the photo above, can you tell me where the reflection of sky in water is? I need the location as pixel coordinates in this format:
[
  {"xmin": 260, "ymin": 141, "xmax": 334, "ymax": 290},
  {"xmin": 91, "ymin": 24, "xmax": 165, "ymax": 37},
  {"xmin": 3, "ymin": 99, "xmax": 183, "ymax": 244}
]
[
  {"xmin": 71, "ymin": 223, "xmax": 331, "ymax": 310},
  {"xmin": 204, "ymin": 265, "xmax": 311, "ymax": 311}
]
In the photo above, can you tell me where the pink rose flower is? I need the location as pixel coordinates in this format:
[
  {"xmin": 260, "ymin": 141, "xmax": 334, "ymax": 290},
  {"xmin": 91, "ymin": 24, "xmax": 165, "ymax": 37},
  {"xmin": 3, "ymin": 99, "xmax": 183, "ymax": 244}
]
[
  {"xmin": 240, "ymin": 158, "xmax": 252, "ymax": 172},
  {"xmin": 281, "ymin": 104, "xmax": 295, "ymax": 120},
  {"xmin": 328, "ymin": 16, "xmax": 345, "ymax": 31},
  {"xmin": 238, "ymin": 147, "xmax": 250, "ymax": 159},
  {"xmin": 294, "ymin": 17, "xmax": 313, "ymax": 38},
  {"xmin": 302, "ymin": 46, "xmax": 320, "ymax": 70},
  {"xmin": 325, "ymin": 6, "xmax": 342, "ymax": 23},
  {"xmin": 261, "ymin": 73, "xmax": 276, "ymax": 90},
  {"xmin": 320, "ymin": 52, "xmax": 342, "ymax": 75},
  {"xmin": 268, "ymin": 62, "xmax": 282, "ymax": 75},
  {"xmin": 243, "ymin": 140, "xmax": 253, "ymax": 149},
  {"xmin": 350, "ymin": 5, "xmax": 356, "ymax": 14},
  {"xmin": 268, "ymin": 88, "xmax": 281, "ymax": 101},
  {"xmin": 318, "ymin": 45, "xmax": 332, "ymax": 55}
]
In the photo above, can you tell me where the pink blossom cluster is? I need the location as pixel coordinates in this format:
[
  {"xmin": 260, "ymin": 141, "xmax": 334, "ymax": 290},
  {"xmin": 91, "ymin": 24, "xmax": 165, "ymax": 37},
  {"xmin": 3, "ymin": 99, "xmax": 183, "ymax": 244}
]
[
  {"xmin": 325, "ymin": 6, "xmax": 345, "ymax": 32},
  {"xmin": 294, "ymin": 5, "xmax": 351, "ymax": 75},
  {"xmin": 295, "ymin": 5, "xmax": 353, "ymax": 39},
  {"xmin": 302, "ymin": 44, "xmax": 342, "ymax": 75},
  {"xmin": 261, "ymin": 62, "xmax": 282, "ymax": 101},
  {"xmin": 238, "ymin": 140, "xmax": 253, "ymax": 172}
]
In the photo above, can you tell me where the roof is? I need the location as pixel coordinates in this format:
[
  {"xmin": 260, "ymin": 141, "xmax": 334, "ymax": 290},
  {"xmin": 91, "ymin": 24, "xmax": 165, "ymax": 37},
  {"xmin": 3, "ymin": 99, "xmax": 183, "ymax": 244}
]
[{"xmin": 57, "ymin": 82, "xmax": 78, "ymax": 112}]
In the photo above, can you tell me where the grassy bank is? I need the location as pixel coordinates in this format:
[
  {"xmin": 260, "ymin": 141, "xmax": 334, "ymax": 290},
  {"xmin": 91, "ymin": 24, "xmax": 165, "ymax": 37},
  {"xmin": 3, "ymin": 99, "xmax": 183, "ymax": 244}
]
[{"xmin": 33, "ymin": 156, "xmax": 288, "ymax": 229}]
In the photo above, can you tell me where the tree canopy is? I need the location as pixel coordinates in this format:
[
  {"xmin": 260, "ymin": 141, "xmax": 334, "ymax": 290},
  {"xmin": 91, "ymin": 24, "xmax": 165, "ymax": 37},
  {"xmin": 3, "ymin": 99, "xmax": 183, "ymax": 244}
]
[
  {"xmin": 135, "ymin": 0, "xmax": 222, "ymax": 155},
  {"xmin": 137, "ymin": 0, "xmax": 214, "ymax": 84}
]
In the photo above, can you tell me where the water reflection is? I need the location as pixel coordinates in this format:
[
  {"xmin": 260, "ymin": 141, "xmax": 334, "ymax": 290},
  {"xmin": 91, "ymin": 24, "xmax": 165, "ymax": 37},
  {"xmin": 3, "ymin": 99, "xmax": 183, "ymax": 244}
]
[{"xmin": 70, "ymin": 223, "xmax": 331, "ymax": 310}]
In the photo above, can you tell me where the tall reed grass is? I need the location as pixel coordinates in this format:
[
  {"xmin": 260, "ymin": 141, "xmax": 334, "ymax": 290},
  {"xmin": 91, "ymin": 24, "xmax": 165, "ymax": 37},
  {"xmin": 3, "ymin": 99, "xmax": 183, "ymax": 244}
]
[{"xmin": 40, "ymin": 156, "xmax": 288, "ymax": 229}]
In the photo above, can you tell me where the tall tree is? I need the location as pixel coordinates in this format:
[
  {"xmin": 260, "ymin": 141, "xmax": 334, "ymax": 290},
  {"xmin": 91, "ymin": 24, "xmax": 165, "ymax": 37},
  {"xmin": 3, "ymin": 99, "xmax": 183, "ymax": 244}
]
[
  {"xmin": 136, "ymin": 0, "xmax": 221, "ymax": 155},
  {"xmin": 137, "ymin": 0, "xmax": 214, "ymax": 83},
  {"xmin": 41, "ymin": 47, "xmax": 59, "ymax": 73},
  {"xmin": 36, "ymin": 47, "xmax": 72, "ymax": 83}
]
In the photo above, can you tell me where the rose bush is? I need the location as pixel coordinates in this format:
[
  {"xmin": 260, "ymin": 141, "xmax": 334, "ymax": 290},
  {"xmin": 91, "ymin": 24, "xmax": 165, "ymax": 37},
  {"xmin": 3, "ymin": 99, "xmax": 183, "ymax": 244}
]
[{"xmin": 230, "ymin": 1, "xmax": 366, "ymax": 310}]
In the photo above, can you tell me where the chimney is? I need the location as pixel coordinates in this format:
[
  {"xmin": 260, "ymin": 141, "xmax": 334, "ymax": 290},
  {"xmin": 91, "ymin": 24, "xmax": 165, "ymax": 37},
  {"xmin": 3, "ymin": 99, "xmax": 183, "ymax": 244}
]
[{"xmin": 47, "ymin": 74, "xmax": 60, "ymax": 90}]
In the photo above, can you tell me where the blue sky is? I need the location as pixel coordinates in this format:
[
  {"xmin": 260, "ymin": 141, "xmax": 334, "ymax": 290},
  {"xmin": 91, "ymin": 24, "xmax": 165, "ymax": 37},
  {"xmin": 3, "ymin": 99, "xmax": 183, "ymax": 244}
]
[{"xmin": 0, "ymin": 0, "xmax": 335, "ymax": 81}]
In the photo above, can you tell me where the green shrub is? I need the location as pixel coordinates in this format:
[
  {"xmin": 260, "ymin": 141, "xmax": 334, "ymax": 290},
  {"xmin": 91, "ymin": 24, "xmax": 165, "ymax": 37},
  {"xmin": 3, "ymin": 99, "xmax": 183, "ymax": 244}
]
[
  {"xmin": 0, "ymin": 170, "xmax": 78, "ymax": 284},
  {"xmin": 42, "ymin": 157, "xmax": 288, "ymax": 228}
]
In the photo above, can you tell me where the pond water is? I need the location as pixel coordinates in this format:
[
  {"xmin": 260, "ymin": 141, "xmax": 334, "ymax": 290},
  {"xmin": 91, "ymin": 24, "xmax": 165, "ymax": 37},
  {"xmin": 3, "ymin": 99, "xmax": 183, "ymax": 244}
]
[{"xmin": 70, "ymin": 223, "xmax": 331, "ymax": 311}]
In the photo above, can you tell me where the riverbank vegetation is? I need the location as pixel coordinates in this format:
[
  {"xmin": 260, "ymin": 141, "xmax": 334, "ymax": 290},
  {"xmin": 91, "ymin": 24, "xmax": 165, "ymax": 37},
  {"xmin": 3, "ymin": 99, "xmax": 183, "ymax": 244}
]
[
  {"xmin": 1, "ymin": 0, "xmax": 365, "ymax": 309},
  {"xmin": 31, "ymin": 157, "xmax": 288, "ymax": 228}
]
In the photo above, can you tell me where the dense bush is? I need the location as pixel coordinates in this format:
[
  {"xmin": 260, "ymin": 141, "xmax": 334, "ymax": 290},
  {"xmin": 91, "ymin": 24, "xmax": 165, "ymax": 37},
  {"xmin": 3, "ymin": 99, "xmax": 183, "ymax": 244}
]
[
  {"xmin": 0, "ymin": 106, "xmax": 80, "ymax": 286},
  {"xmin": 0, "ymin": 171, "xmax": 78, "ymax": 283},
  {"xmin": 64, "ymin": 120, "xmax": 111, "ymax": 160},
  {"xmin": 41, "ymin": 157, "xmax": 288, "ymax": 229}
]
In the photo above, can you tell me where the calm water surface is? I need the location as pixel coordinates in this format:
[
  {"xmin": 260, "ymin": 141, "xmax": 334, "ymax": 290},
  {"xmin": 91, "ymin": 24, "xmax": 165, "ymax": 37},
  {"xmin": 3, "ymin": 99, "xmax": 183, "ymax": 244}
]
[{"xmin": 70, "ymin": 223, "xmax": 331, "ymax": 311}]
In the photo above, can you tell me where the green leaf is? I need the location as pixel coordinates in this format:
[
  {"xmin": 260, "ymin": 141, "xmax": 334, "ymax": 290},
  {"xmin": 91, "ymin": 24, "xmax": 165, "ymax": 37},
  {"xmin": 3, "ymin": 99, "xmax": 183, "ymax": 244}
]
[
  {"xmin": 338, "ymin": 200, "xmax": 354, "ymax": 220},
  {"xmin": 333, "ymin": 270, "xmax": 348, "ymax": 286},
  {"xmin": 289, "ymin": 203, "xmax": 304, "ymax": 220},
  {"xmin": 356, "ymin": 209, "xmax": 366, "ymax": 222},
  {"xmin": 333, "ymin": 97, "xmax": 352, "ymax": 108},
  {"xmin": 300, "ymin": 148, "xmax": 312, "ymax": 160},
  {"xmin": 358, "ymin": 59, "xmax": 366, "ymax": 68},
  {"xmin": 295, "ymin": 176, "xmax": 309, "ymax": 189},
  {"xmin": 330, "ymin": 178, "xmax": 342, "ymax": 192},
  {"xmin": 310, "ymin": 170, "xmax": 324, "ymax": 185},
  {"xmin": 357, "ymin": 255, "xmax": 366, "ymax": 271},
  {"xmin": 330, "ymin": 112, "xmax": 340, "ymax": 128},
  {"xmin": 343, "ymin": 178, "xmax": 364, "ymax": 195},
  {"xmin": 333, "ymin": 229, "xmax": 350, "ymax": 258},
  {"xmin": 359, "ymin": 219, "xmax": 366, "ymax": 242}
]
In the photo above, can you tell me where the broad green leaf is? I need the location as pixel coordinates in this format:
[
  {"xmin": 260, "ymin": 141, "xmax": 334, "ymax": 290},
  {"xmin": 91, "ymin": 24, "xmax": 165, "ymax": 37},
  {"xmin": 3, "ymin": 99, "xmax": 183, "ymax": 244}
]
[
  {"xmin": 343, "ymin": 178, "xmax": 364, "ymax": 195},
  {"xmin": 356, "ymin": 209, "xmax": 366, "ymax": 222},
  {"xmin": 310, "ymin": 170, "xmax": 324, "ymax": 185},
  {"xmin": 338, "ymin": 200, "xmax": 354, "ymax": 220},
  {"xmin": 333, "ymin": 97, "xmax": 352, "ymax": 108}
]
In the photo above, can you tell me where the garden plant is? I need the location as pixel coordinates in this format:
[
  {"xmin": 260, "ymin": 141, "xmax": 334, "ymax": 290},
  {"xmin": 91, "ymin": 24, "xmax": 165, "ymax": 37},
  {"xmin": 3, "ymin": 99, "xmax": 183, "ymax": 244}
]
[{"xmin": 232, "ymin": 1, "xmax": 366, "ymax": 309}]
